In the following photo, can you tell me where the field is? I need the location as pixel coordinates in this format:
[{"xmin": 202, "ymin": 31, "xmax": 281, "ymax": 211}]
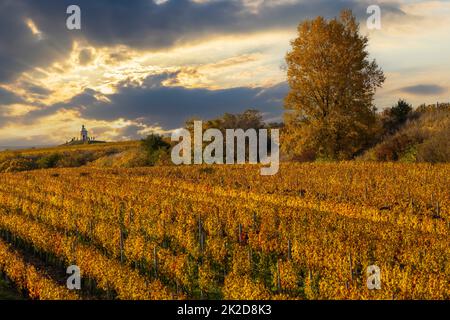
[{"xmin": 0, "ymin": 162, "xmax": 448, "ymax": 300}]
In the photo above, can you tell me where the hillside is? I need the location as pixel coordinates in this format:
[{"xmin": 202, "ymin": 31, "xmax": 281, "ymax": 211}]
[
  {"xmin": 0, "ymin": 141, "xmax": 140, "ymax": 173},
  {"xmin": 360, "ymin": 104, "xmax": 450, "ymax": 163},
  {"xmin": 1, "ymin": 104, "xmax": 448, "ymax": 174}
]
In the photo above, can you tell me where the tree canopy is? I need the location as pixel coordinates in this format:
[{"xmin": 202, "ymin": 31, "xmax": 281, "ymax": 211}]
[{"xmin": 283, "ymin": 10, "xmax": 385, "ymax": 160}]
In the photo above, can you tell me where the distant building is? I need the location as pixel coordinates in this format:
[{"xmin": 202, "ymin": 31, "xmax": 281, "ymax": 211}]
[
  {"xmin": 62, "ymin": 125, "xmax": 104, "ymax": 146},
  {"xmin": 80, "ymin": 125, "xmax": 89, "ymax": 142}
]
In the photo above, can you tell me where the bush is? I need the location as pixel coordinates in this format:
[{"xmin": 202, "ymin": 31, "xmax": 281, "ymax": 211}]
[
  {"xmin": 140, "ymin": 134, "xmax": 171, "ymax": 165},
  {"xmin": 0, "ymin": 158, "xmax": 36, "ymax": 172},
  {"xmin": 36, "ymin": 153, "xmax": 61, "ymax": 169},
  {"xmin": 399, "ymin": 145, "xmax": 418, "ymax": 163},
  {"xmin": 374, "ymin": 134, "xmax": 416, "ymax": 161},
  {"xmin": 417, "ymin": 133, "xmax": 450, "ymax": 163},
  {"xmin": 0, "ymin": 143, "xmax": 139, "ymax": 172}
]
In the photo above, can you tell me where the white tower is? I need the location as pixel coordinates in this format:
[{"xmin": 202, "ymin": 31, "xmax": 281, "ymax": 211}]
[{"xmin": 80, "ymin": 125, "xmax": 88, "ymax": 142}]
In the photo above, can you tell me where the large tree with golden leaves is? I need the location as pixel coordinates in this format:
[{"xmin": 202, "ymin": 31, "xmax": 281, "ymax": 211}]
[{"xmin": 283, "ymin": 10, "xmax": 385, "ymax": 161}]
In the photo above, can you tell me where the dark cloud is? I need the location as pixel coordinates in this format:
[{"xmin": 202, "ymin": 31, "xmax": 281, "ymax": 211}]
[
  {"xmin": 142, "ymin": 71, "xmax": 182, "ymax": 88},
  {"xmin": 0, "ymin": 0, "xmax": 404, "ymax": 82},
  {"xmin": 20, "ymin": 81, "xmax": 53, "ymax": 97},
  {"xmin": 22, "ymin": 73, "xmax": 288, "ymax": 129},
  {"xmin": 19, "ymin": 88, "xmax": 98, "ymax": 123},
  {"xmin": 399, "ymin": 84, "xmax": 447, "ymax": 96},
  {"xmin": 30, "ymin": 0, "xmax": 404, "ymax": 49},
  {"xmin": 0, "ymin": 87, "xmax": 23, "ymax": 105},
  {"xmin": 82, "ymin": 75, "xmax": 288, "ymax": 129},
  {"xmin": 0, "ymin": 1, "xmax": 73, "ymax": 83},
  {"xmin": 78, "ymin": 48, "xmax": 94, "ymax": 65},
  {"xmin": 113, "ymin": 124, "xmax": 151, "ymax": 140}
]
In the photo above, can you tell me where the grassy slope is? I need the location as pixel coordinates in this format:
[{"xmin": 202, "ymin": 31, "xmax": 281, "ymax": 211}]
[
  {"xmin": 360, "ymin": 107, "xmax": 450, "ymax": 162},
  {"xmin": 0, "ymin": 141, "xmax": 142, "ymax": 172},
  {"xmin": 0, "ymin": 141, "xmax": 139, "ymax": 158}
]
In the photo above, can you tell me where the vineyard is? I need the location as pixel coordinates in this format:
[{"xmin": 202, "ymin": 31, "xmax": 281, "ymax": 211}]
[{"xmin": 0, "ymin": 162, "xmax": 448, "ymax": 300}]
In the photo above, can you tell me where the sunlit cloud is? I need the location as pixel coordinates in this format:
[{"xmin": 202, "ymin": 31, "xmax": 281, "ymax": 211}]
[
  {"xmin": 25, "ymin": 18, "xmax": 43, "ymax": 40},
  {"xmin": 10, "ymin": 29, "xmax": 291, "ymax": 109},
  {"xmin": 2, "ymin": 104, "xmax": 39, "ymax": 118}
]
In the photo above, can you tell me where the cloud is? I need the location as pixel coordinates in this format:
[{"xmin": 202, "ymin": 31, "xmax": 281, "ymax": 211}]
[
  {"xmin": 142, "ymin": 71, "xmax": 182, "ymax": 88},
  {"xmin": 0, "ymin": 1, "xmax": 73, "ymax": 83},
  {"xmin": 78, "ymin": 48, "xmax": 94, "ymax": 65},
  {"xmin": 48, "ymin": 0, "xmax": 403, "ymax": 50},
  {"xmin": 399, "ymin": 84, "xmax": 447, "ymax": 96},
  {"xmin": 20, "ymin": 73, "xmax": 287, "ymax": 130},
  {"xmin": 0, "ymin": 0, "xmax": 405, "ymax": 83},
  {"xmin": 81, "ymin": 74, "xmax": 288, "ymax": 129},
  {"xmin": 0, "ymin": 87, "xmax": 24, "ymax": 105},
  {"xmin": 20, "ymin": 81, "xmax": 53, "ymax": 98}
]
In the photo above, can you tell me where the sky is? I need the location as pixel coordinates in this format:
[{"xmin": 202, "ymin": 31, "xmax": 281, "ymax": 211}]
[{"xmin": 0, "ymin": 0, "xmax": 449, "ymax": 146}]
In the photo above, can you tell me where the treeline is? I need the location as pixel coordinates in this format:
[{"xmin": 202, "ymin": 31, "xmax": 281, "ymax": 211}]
[
  {"xmin": 140, "ymin": 100, "xmax": 449, "ymax": 165},
  {"xmin": 140, "ymin": 109, "xmax": 282, "ymax": 167},
  {"xmin": 1, "ymin": 102, "xmax": 447, "ymax": 174}
]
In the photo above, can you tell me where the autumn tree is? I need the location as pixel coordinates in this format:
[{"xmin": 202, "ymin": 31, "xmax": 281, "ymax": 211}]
[
  {"xmin": 141, "ymin": 134, "xmax": 171, "ymax": 165},
  {"xmin": 185, "ymin": 109, "xmax": 266, "ymax": 162},
  {"xmin": 381, "ymin": 99, "xmax": 413, "ymax": 134},
  {"xmin": 186, "ymin": 109, "xmax": 265, "ymax": 133},
  {"xmin": 283, "ymin": 10, "xmax": 385, "ymax": 160}
]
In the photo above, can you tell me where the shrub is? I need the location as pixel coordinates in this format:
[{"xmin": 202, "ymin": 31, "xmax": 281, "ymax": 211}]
[
  {"xmin": 417, "ymin": 133, "xmax": 450, "ymax": 163},
  {"xmin": 36, "ymin": 153, "xmax": 61, "ymax": 169},
  {"xmin": 140, "ymin": 134, "xmax": 171, "ymax": 166},
  {"xmin": 374, "ymin": 134, "xmax": 416, "ymax": 161},
  {"xmin": 0, "ymin": 158, "xmax": 37, "ymax": 172},
  {"xmin": 399, "ymin": 145, "xmax": 418, "ymax": 163}
]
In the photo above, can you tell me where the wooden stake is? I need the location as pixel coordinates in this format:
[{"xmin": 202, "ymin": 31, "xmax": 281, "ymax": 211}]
[
  {"xmin": 287, "ymin": 239, "xmax": 292, "ymax": 261},
  {"xmin": 198, "ymin": 216, "xmax": 204, "ymax": 252},
  {"xmin": 276, "ymin": 260, "xmax": 281, "ymax": 292},
  {"xmin": 119, "ymin": 229, "xmax": 124, "ymax": 263},
  {"xmin": 238, "ymin": 224, "xmax": 242, "ymax": 244},
  {"xmin": 348, "ymin": 252, "xmax": 353, "ymax": 283},
  {"xmin": 153, "ymin": 246, "xmax": 158, "ymax": 279}
]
